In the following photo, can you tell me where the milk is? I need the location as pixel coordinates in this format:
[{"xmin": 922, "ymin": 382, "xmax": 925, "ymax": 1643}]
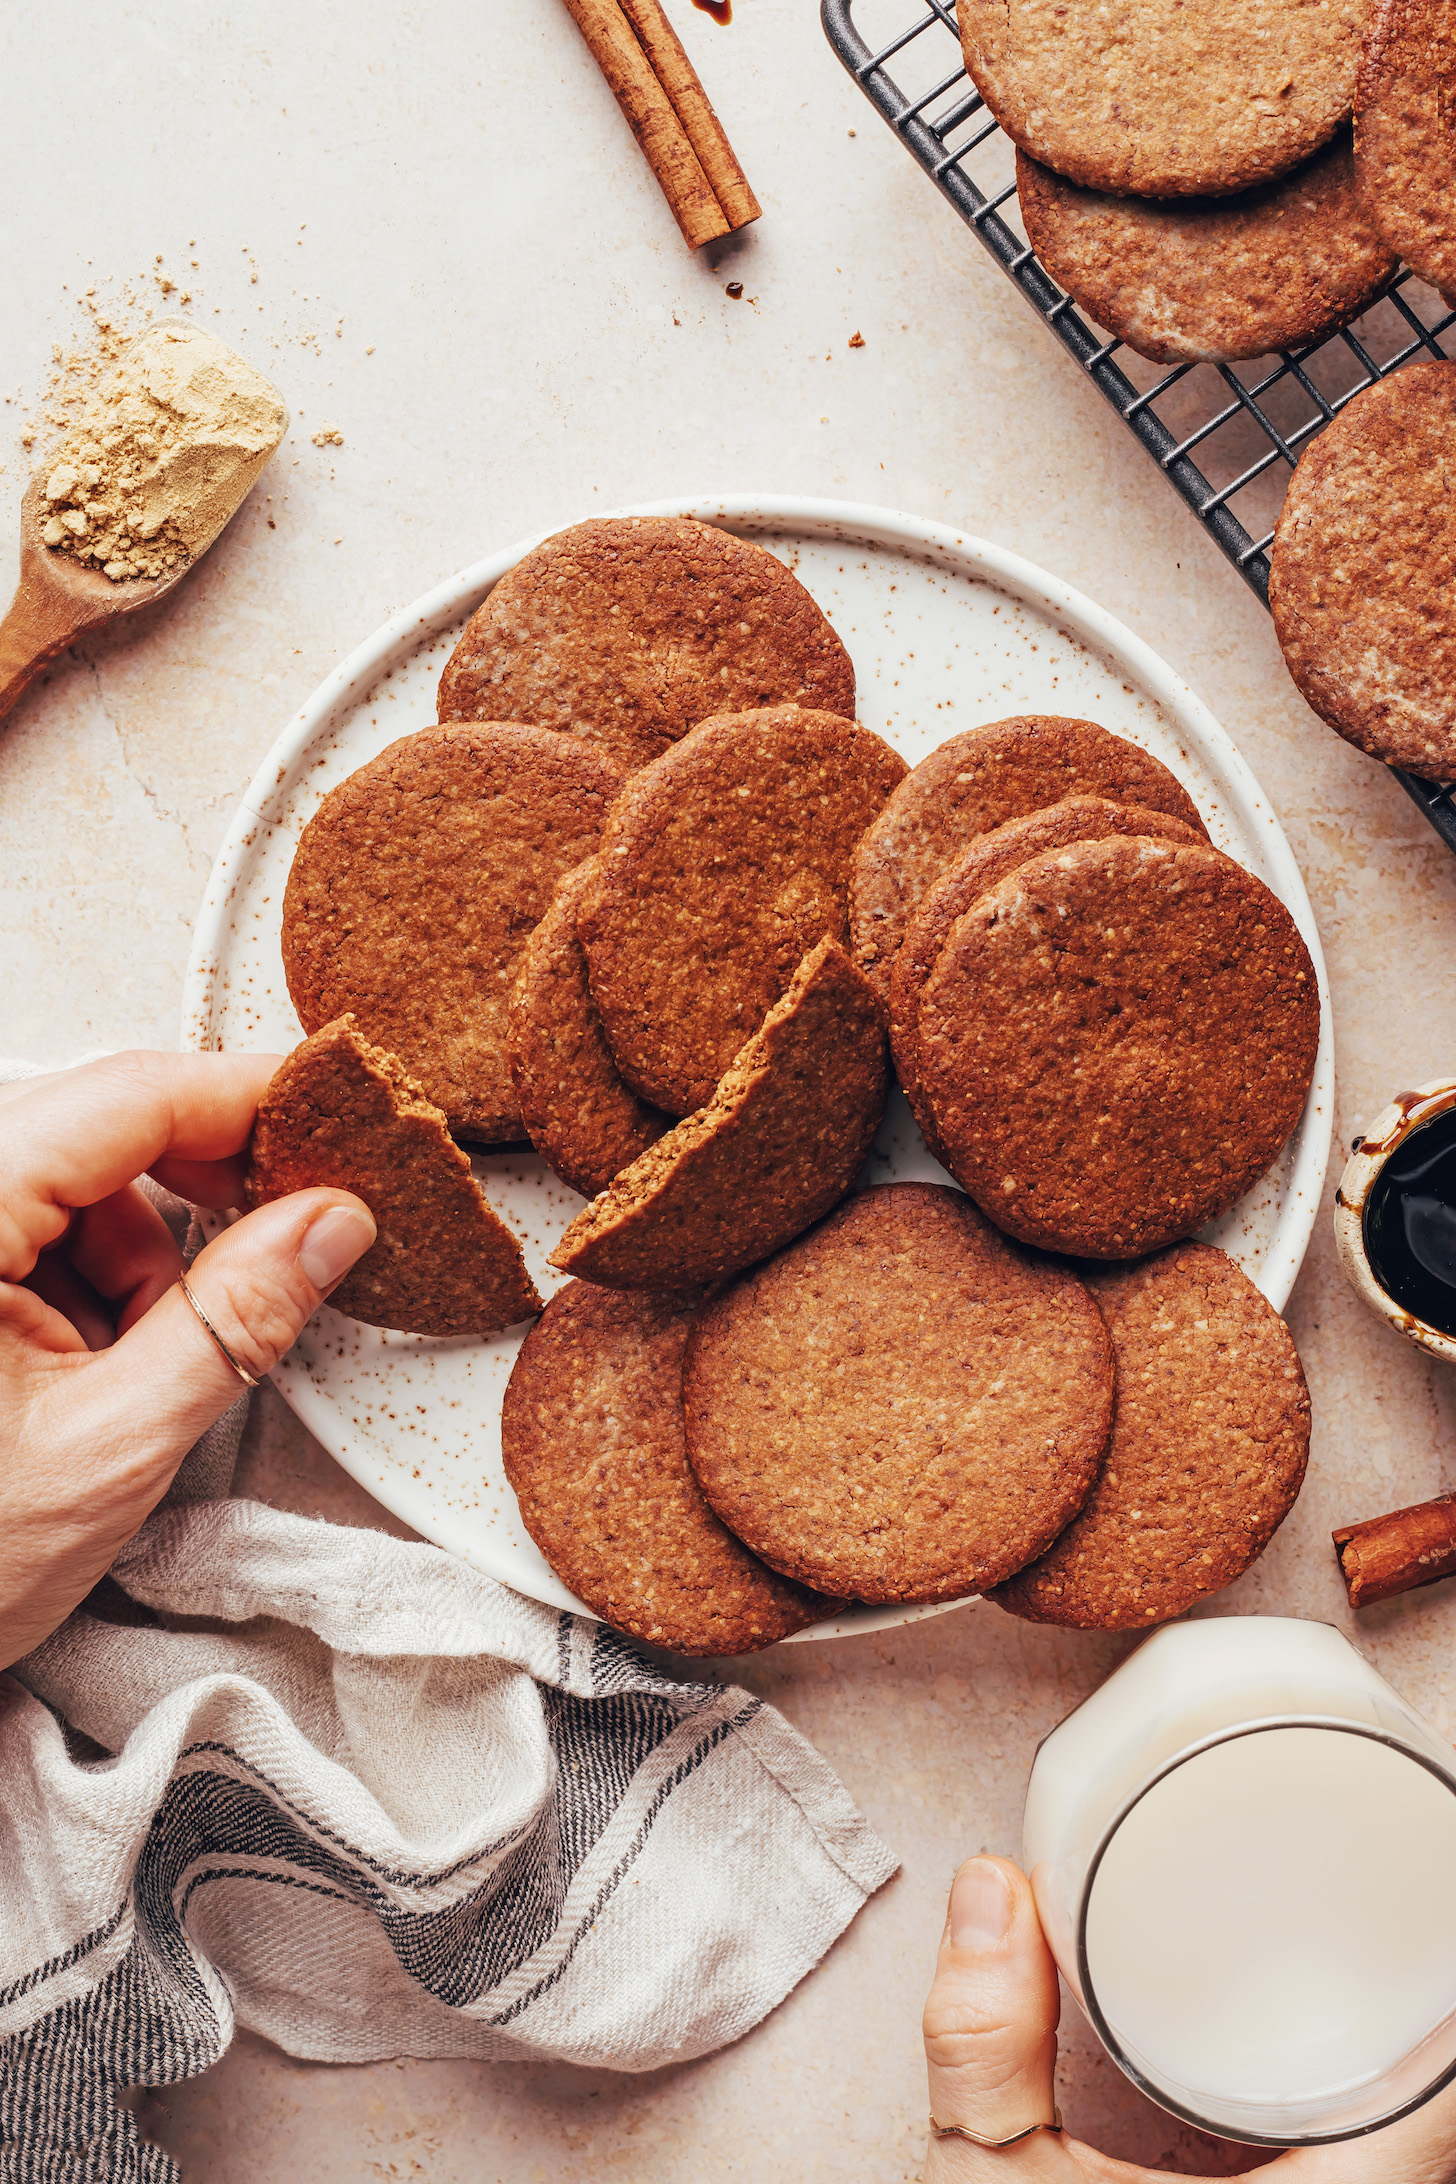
[{"xmin": 1023, "ymin": 1619, "xmax": 1456, "ymax": 2143}]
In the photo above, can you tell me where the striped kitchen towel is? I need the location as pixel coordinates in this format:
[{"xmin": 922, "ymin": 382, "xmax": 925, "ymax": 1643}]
[{"xmin": 0, "ymin": 1479, "xmax": 897, "ymax": 2184}]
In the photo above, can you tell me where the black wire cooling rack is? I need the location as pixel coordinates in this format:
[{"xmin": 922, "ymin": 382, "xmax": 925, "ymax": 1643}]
[{"xmin": 823, "ymin": 0, "xmax": 1456, "ymax": 854}]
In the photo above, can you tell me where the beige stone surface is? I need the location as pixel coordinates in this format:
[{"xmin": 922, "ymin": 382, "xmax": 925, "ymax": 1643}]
[{"xmin": 5, "ymin": 0, "xmax": 1456, "ymax": 2177}]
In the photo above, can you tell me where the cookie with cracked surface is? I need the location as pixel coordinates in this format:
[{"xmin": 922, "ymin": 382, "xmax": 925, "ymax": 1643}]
[
  {"xmin": 917, "ymin": 835, "xmax": 1320, "ymax": 1259},
  {"xmin": 1017, "ymin": 135, "xmax": 1396, "ymax": 366},
  {"xmin": 501, "ymin": 1282, "xmax": 840, "ymax": 1653},
  {"xmin": 550, "ymin": 937, "xmax": 886, "ymax": 1290},
  {"xmin": 991, "ymin": 1244, "xmax": 1310, "ymax": 1629},
  {"xmin": 957, "ymin": 0, "xmax": 1364, "ymax": 199},
  {"xmin": 1356, "ymin": 0, "xmax": 1456, "ymax": 303},
  {"xmin": 507, "ymin": 858, "xmax": 670, "ymax": 1199},
  {"xmin": 436, "ymin": 516, "xmax": 856, "ymax": 772},
  {"xmin": 1270, "ymin": 361, "xmax": 1456, "ymax": 772},
  {"xmin": 282, "ymin": 722, "xmax": 626, "ymax": 1145},
  {"xmin": 682, "ymin": 1183, "xmax": 1114, "ymax": 1606},
  {"xmin": 850, "ymin": 717, "xmax": 1205, "ymax": 1004},
  {"xmin": 579, "ymin": 706, "xmax": 905, "ymax": 1115},
  {"xmin": 245, "ymin": 1017, "xmax": 541, "ymax": 1337},
  {"xmin": 891, "ymin": 798, "xmax": 1204, "ymax": 1162}
]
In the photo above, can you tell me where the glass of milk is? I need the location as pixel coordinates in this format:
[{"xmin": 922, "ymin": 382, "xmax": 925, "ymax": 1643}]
[{"xmin": 1024, "ymin": 1617, "xmax": 1456, "ymax": 2144}]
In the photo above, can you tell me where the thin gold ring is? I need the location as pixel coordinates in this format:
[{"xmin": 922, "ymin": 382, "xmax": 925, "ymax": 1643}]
[
  {"xmin": 176, "ymin": 1274, "xmax": 261, "ymax": 1389},
  {"xmin": 929, "ymin": 2108, "xmax": 1063, "ymax": 2148}
]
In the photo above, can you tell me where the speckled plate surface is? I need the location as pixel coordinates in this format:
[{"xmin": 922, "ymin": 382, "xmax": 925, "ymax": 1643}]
[{"xmin": 182, "ymin": 497, "xmax": 1334, "ymax": 1645}]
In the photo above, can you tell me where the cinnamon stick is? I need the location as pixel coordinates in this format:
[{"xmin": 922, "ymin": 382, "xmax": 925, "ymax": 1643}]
[
  {"xmin": 618, "ymin": 0, "xmax": 761, "ymax": 231},
  {"xmin": 1333, "ymin": 1494, "xmax": 1456, "ymax": 1609},
  {"xmin": 559, "ymin": 0, "xmax": 758, "ymax": 249}
]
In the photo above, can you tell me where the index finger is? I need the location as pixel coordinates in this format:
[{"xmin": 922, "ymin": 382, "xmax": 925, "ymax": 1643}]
[{"xmin": 0, "ymin": 1050, "xmax": 282, "ymax": 1279}]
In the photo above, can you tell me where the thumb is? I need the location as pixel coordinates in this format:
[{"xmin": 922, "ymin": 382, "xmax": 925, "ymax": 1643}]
[
  {"xmin": 923, "ymin": 1857, "xmax": 1063, "ymax": 2179},
  {"xmin": 79, "ymin": 1189, "xmax": 375, "ymax": 1473}
]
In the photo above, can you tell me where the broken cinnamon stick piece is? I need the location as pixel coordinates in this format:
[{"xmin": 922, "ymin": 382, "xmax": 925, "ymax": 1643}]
[
  {"xmin": 618, "ymin": 0, "xmax": 761, "ymax": 230},
  {"xmin": 559, "ymin": 0, "xmax": 731, "ymax": 250},
  {"xmin": 1333, "ymin": 1493, "xmax": 1456, "ymax": 1609}
]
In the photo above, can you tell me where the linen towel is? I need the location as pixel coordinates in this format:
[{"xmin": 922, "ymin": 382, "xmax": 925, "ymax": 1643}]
[{"xmin": 0, "ymin": 1061, "xmax": 898, "ymax": 2183}]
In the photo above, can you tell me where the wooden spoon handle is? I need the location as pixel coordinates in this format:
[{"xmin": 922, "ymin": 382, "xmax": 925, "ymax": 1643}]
[{"xmin": 0, "ymin": 579, "xmax": 103, "ymax": 722}]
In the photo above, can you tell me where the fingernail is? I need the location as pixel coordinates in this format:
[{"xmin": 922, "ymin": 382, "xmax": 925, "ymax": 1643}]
[
  {"xmin": 950, "ymin": 1859, "xmax": 1012, "ymax": 1953},
  {"xmin": 299, "ymin": 1205, "xmax": 375, "ymax": 1290}
]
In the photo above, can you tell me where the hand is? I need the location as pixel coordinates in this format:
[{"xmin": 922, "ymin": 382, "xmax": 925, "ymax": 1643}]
[
  {"xmin": 0, "ymin": 1051, "xmax": 375, "ymax": 1671},
  {"xmin": 924, "ymin": 1857, "xmax": 1456, "ymax": 2184}
]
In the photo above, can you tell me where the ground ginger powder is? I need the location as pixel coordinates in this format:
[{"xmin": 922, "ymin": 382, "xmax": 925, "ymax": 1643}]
[{"xmin": 39, "ymin": 320, "xmax": 288, "ymax": 583}]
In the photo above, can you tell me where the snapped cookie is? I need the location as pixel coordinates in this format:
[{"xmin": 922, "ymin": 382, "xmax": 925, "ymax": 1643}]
[
  {"xmin": 550, "ymin": 937, "xmax": 887, "ymax": 1290},
  {"xmin": 245, "ymin": 1017, "xmax": 541, "ymax": 1337}
]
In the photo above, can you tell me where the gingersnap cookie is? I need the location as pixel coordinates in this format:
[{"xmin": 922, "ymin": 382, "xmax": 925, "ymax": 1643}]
[
  {"xmin": 507, "ymin": 859, "xmax": 670, "ymax": 1199},
  {"xmin": 1017, "ymin": 135, "xmax": 1397, "ymax": 366},
  {"xmin": 992, "ymin": 1244, "xmax": 1310, "ymax": 1629},
  {"xmin": 282, "ymin": 723, "xmax": 626, "ymax": 1145},
  {"xmin": 579, "ymin": 706, "xmax": 905, "ymax": 1116},
  {"xmin": 917, "ymin": 836, "xmax": 1320, "ymax": 1259},
  {"xmin": 957, "ymin": 0, "xmax": 1364, "ymax": 199},
  {"xmin": 550, "ymin": 938, "xmax": 886, "ymax": 1289},
  {"xmin": 246, "ymin": 1017, "xmax": 541, "ymax": 1336},
  {"xmin": 501, "ymin": 1282, "xmax": 839, "ymax": 1653},
  {"xmin": 683, "ymin": 1183, "xmax": 1114, "ymax": 1605},
  {"xmin": 1356, "ymin": 0, "xmax": 1456, "ymax": 303},
  {"xmin": 850, "ymin": 718, "xmax": 1205, "ymax": 1003},
  {"xmin": 1270, "ymin": 362, "xmax": 1456, "ymax": 773},
  {"xmin": 891, "ymin": 798, "xmax": 1204, "ymax": 1161},
  {"xmin": 436, "ymin": 517, "xmax": 856, "ymax": 772}
]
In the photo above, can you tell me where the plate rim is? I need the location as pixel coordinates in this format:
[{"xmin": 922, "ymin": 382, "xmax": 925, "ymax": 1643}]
[{"xmin": 182, "ymin": 492, "xmax": 1335, "ymax": 1646}]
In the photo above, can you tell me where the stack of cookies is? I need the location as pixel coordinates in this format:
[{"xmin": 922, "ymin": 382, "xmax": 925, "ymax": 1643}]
[
  {"xmin": 963, "ymin": 0, "xmax": 1456, "ymax": 775},
  {"xmin": 244, "ymin": 514, "xmax": 1318, "ymax": 1651},
  {"xmin": 971, "ymin": 0, "xmax": 1456, "ymax": 371}
]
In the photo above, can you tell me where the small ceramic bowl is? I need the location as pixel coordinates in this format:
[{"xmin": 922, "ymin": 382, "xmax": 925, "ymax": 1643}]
[{"xmin": 1335, "ymin": 1077, "xmax": 1456, "ymax": 1366}]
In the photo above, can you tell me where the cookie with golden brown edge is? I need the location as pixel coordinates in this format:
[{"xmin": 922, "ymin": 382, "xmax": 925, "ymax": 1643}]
[
  {"xmin": 501, "ymin": 1282, "xmax": 840, "ymax": 1653},
  {"xmin": 1269, "ymin": 362, "xmax": 1456, "ymax": 772},
  {"xmin": 850, "ymin": 717, "xmax": 1206, "ymax": 1004},
  {"xmin": 992, "ymin": 1244, "xmax": 1310, "ymax": 1629},
  {"xmin": 282, "ymin": 723, "xmax": 626, "ymax": 1145},
  {"xmin": 550, "ymin": 937, "xmax": 886, "ymax": 1290},
  {"xmin": 507, "ymin": 858, "xmax": 670, "ymax": 1199},
  {"xmin": 683, "ymin": 1183, "xmax": 1114, "ymax": 1606},
  {"xmin": 436, "ymin": 517, "xmax": 856, "ymax": 772},
  {"xmin": 1356, "ymin": 0, "xmax": 1456, "ymax": 304},
  {"xmin": 917, "ymin": 836, "xmax": 1320, "ymax": 1259},
  {"xmin": 891, "ymin": 798, "xmax": 1204, "ymax": 1162},
  {"xmin": 957, "ymin": 0, "xmax": 1364, "ymax": 200},
  {"xmin": 246, "ymin": 1017, "xmax": 541, "ymax": 1336},
  {"xmin": 1017, "ymin": 135, "xmax": 1397, "ymax": 367},
  {"xmin": 578, "ymin": 706, "xmax": 905, "ymax": 1116}
]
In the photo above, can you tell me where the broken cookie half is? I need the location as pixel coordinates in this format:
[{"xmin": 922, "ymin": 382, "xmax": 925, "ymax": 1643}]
[
  {"xmin": 549, "ymin": 936, "xmax": 887, "ymax": 1291},
  {"xmin": 246, "ymin": 1015, "xmax": 542, "ymax": 1337}
]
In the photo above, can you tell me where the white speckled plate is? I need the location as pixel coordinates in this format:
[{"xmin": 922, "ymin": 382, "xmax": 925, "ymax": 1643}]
[{"xmin": 182, "ymin": 497, "xmax": 1333, "ymax": 1645}]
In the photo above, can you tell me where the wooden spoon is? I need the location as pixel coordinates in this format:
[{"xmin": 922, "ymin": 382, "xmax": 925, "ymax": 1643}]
[
  {"xmin": 0, "ymin": 470, "xmax": 192, "ymax": 720},
  {"xmin": 0, "ymin": 319, "xmax": 288, "ymax": 721}
]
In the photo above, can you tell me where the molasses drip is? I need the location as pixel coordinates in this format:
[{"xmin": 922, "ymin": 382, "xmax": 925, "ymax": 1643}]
[
  {"xmin": 1364, "ymin": 1106, "xmax": 1456, "ymax": 1332},
  {"xmin": 692, "ymin": 0, "xmax": 732, "ymax": 21}
]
